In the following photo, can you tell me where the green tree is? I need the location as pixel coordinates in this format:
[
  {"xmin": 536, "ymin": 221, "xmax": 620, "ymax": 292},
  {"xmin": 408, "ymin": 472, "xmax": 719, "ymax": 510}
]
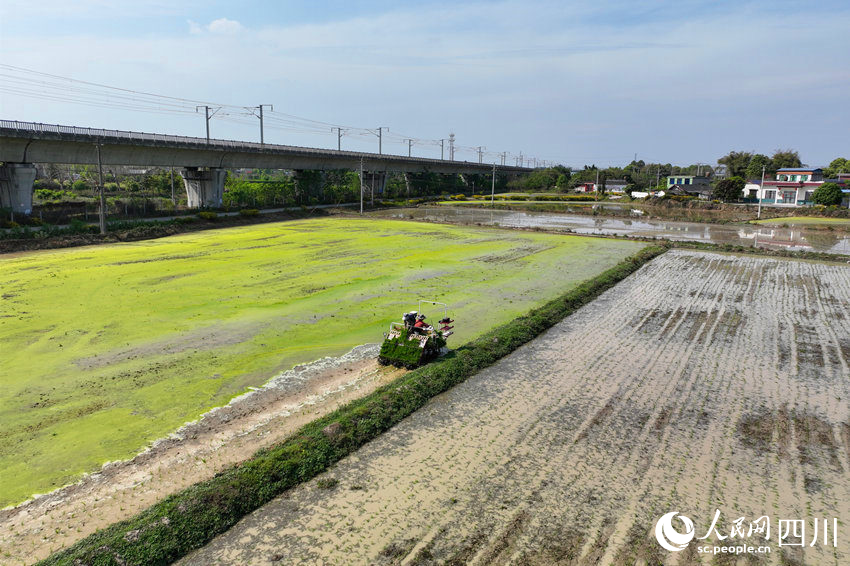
[
  {"xmin": 811, "ymin": 182, "xmax": 843, "ymax": 206},
  {"xmin": 712, "ymin": 176, "xmax": 745, "ymax": 202},
  {"xmin": 71, "ymin": 179, "xmax": 91, "ymax": 192},
  {"xmin": 556, "ymin": 173, "xmax": 569, "ymax": 192},
  {"xmin": 824, "ymin": 157, "xmax": 848, "ymax": 178},
  {"xmin": 745, "ymin": 154, "xmax": 772, "ymax": 180},
  {"xmin": 140, "ymin": 170, "xmax": 178, "ymax": 196},
  {"xmin": 717, "ymin": 151, "xmax": 753, "ymax": 177},
  {"xmin": 770, "ymin": 149, "xmax": 802, "ymax": 170}
]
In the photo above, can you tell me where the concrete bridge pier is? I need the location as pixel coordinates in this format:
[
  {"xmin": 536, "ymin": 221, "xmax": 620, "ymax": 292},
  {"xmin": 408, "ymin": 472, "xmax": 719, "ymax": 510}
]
[
  {"xmin": 0, "ymin": 162, "xmax": 37, "ymax": 217},
  {"xmin": 183, "ymin": 167, "xmax": 226, "ymax": 208},
  {"xmin": 363, "ymin": 171, "xmax": 387, "ymax": 204}
]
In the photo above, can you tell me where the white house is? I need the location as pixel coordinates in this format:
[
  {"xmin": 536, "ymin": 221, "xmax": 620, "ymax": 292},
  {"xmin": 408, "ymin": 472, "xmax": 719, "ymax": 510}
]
[
  {"xmin": 749, "ymin": 168, "xmax": 849, "ymax": 207},
  {"xmin": 752, "ymin": 168, "xmax": 822, "ymax": 206}
]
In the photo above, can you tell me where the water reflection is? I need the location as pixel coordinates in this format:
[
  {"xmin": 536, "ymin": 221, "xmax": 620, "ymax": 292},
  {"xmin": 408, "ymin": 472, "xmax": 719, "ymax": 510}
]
[{"xmin": 370, "ymin": 206, "xmax": 850, "ymax": 255}]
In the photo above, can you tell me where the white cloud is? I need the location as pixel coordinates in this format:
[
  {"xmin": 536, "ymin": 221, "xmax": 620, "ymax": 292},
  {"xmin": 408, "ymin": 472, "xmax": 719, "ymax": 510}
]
[
  {"xmin": 186, "ymin": 17, "xmax": 244, "ymax": 35},
  {"xmin": 207, "ymin": 18, "xmax": 244, "ymax": 35}
]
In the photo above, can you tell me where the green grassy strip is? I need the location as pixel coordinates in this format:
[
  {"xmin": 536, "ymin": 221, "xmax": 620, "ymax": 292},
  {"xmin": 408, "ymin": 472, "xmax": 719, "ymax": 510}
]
[
  {"xmin": 39, "ymin": 245, "xmax": 665, "ymax": 566},
  {"xmin": 665, "ymin": 240, "xmax": 849, "ymax": 262}
]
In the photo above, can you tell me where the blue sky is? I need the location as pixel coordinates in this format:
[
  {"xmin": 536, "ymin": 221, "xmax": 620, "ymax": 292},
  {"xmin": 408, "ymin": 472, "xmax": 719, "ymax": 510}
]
[{"xmin": 1, "ymin": 0, "xmax": 848, "ymax": 167}]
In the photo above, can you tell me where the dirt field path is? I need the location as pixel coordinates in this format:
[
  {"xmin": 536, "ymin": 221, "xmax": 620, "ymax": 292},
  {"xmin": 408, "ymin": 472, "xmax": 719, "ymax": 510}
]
[
  {"xmin": 179, "ymin": 251, "xmax": 850, "ymax": 566},
  {"xmin": 0, "ymin": 345, "xmax": 405, "ymax": 565}
]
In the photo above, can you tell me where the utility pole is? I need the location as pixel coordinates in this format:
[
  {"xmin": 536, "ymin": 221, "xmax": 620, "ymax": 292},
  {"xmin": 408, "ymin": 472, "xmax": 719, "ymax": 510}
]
[
  {"xmin": 253, "ymin": 104, "xmax": 273, "ymax": 145},
  {"xmin": 757, "ymin": 165, "xmax": 765, "ymax": 219},
  {"xmin": 359, "ymin": 157, "xmax": 364, "ymax": 215},
  {"xmin": 477, "ymin": 146, "xmax": 484, "ymax": 164},
  {"xmin": 491, "ymin": 162, "xmax": 496, "ymax": 206},
  {"xmin": 195, "ymin": 105, "xmax": 220, "ymax": 144},
  {"xmin": 376, "ymin": 127, "xmax": 387, "ymax": 154},
  {"xmin": 331, "ymin": 127, "xmax": 344, "ymax": 151},
  {"xmin": 439, "ymin": 139, "xmax": 446, "ymax": 160},
  {"xmin": 405, "ymin": 139, "xmax": 413, "ymax": 157},
  {"xmin": 95, "ymin": 143, "xmax": 106, "ymax": 234},
  {"xmin": 500, "ymin": 152, "xmax": 506, "ymax": 166},
  {"xmin": 448, "ymin": 133, "xmax": 455, "ymax": 161},
  {"xmin": 595, "ymin": 168, "xmax": 599, "ymax": 202}
]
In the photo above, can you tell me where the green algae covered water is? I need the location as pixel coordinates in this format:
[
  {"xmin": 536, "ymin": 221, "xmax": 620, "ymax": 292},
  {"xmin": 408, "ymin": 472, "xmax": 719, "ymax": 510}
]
[{"xmin": 0, "ymin": 217, "xmax": 644, "ymax": 505}]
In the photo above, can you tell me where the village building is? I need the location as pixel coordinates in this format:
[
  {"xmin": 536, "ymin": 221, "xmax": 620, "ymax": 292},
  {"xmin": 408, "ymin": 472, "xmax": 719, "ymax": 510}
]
[
  {"xmin": 666, "ymin": 175, "xmax": 712, "ymax": 199},
  {"xmin": 745, "ymin": 168, "xmax": 849, "ymax": 207},
  {"xmin": 602, "ymin": 179, "xmax": 629, "ymax": 194}
]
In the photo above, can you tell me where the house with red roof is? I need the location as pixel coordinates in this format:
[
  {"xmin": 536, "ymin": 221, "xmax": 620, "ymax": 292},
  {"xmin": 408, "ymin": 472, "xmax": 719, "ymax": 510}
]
[{"xmin": 754, "ymin": 168, "xmax": 824, "ymax": 205}]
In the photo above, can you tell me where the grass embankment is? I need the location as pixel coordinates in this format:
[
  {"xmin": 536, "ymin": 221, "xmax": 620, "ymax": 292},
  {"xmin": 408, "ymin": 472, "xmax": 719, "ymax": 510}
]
[
  {"xmin": 437, "ymin": 200, "xmax": 598, "ymax": 207},
  {"xmin": 0, "ymin": 208, "xmax": 326, "ymax": 253},
  {"xmin": 39, "ymin": 245, "xmax": 666, "ymax": 566},
  {"xmin": 751, "ymin": 216, "xmax": 850, "ymax": 229},
  {"xmin": 0, "ymin": 218, "xmax": 643, "ymax": 506},
  {"xmin": 438, "ymin": 199, "xmax": 850, "ymax": 225},
  {"xmin": 436, "ymin": 199, "xmax": 761, "ymax": 224}
]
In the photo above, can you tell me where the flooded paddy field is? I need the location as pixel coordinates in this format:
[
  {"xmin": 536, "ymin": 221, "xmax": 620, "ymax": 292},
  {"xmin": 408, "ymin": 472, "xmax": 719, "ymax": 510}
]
[
  {"xmin": 0, "ymin": 217, "xmax": 644, "ymax": 510},
  {"xmin": 180, "ymin": 250, "xmax": 850, "ymax": 566},
  {"xmin": 372, "ymin": 206, "xmax": 850, "ymax": 255}
]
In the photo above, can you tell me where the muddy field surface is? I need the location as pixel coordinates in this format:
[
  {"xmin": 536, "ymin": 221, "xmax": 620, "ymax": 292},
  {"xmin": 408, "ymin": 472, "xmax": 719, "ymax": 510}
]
[
  {"xmin": 180, "ymin": 251, "xmax": 850, "ymax": 566},
  {"xmin": 0, "ymin": 345, "xmax": 405, "ymax": 565}
]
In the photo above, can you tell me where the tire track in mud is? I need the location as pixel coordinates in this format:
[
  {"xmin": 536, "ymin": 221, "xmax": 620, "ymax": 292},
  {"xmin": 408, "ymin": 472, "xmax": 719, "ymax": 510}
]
[{"xmin": 178, "ymin": 251, "xmax": 850, "ymax": 566}]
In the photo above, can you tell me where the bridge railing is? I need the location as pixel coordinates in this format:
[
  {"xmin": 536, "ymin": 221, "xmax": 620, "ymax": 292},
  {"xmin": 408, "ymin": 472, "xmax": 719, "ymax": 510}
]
[
  {"xmin": 0, "ymin": 120, "xmax": 526, "ymax": 169},
  {"xmin": 0, "ymin": 120, "xmax": 282, "ymax": 152}
]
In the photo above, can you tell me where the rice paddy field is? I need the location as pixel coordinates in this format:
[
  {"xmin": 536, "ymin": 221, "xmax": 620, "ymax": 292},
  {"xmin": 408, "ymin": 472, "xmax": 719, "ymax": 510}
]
[
  {"xmin": 0, "ymin": 217, "xmax": 644, "ymax": 507},
  {"xmin": 179, "ymin": 250, "xmax": 850, "ymax": 566}
]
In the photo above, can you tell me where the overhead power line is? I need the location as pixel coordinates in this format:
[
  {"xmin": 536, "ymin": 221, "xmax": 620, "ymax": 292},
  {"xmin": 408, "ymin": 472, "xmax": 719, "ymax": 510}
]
[{"xmin": 0, "ymin": 64, "xmax": 548, "ymax": 164}]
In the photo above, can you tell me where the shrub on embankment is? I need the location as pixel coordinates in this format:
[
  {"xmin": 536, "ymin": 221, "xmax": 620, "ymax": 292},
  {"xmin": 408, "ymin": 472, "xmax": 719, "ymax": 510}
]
[{"xmin": 39, "ymin": 245, "xmax": 665, "ymax": 566}]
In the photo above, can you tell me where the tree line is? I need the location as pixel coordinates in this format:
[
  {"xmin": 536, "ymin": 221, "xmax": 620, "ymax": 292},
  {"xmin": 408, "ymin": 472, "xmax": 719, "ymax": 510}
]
[{"xmin": 29, "ymin": 151, "xmax": 848, "ymax": 209}]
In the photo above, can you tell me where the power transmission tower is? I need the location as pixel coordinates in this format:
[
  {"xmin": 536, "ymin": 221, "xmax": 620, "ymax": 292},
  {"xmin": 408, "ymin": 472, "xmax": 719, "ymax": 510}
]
[
  {"xmin": 377, "ymin": 127, "xmax": 387, "ymax": 154},
  {"xmin": 252, "ymin": 104, "xmax": 273, "ymax": 145},
  {"xmin": 332, "ymin": 127, "xmax": 345, "ymax": 151},
  {"xmin": 195, "ymin": 105, "xmax": 220, "ymax": 144},
  {"xmin": 477, "ymin": 146, "xmax": 484, "ymax": 164}
]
